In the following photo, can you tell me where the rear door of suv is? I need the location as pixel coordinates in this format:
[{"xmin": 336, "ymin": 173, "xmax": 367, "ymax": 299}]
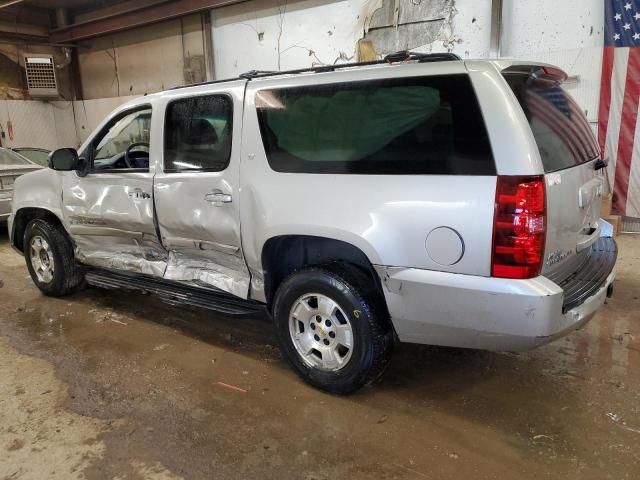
[
  {"xmin": 499, "ymin": 64, "xmax": 614, "ymax": 305},
  {"xmin": 153, "ymin": 80, "xmax": 250, "ymax": 298}
]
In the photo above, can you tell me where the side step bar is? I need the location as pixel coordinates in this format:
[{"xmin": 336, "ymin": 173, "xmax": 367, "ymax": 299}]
[{"xmin": 85, "ymin": 269, "xmax": 267, "ymax": 317}]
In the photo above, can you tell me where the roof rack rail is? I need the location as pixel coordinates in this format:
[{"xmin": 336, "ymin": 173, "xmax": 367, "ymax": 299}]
[
  {"xmin": 170, "ymin": 50, "xmax": 460, "ymax": 90},
  {"xmin": 239, "ymin": 50, "xmax": 461, "ymax": 80}
]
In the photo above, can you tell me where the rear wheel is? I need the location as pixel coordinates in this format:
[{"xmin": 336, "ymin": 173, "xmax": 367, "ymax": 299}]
[
  {"xmin": 24, "ymin": 219, "xmax": 85, "ymax": 296},
  {"xmin": 273, "ymin": 265, "xmax": 394, "ymax": 394}
]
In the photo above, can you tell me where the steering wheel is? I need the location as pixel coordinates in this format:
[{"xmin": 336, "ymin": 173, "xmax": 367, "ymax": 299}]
[{"xmin": 124, "ymin": 142, "xmax": 150, "ymax": 168}]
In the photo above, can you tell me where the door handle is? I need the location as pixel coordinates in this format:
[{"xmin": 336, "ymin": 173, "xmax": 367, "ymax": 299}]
[
  {"xmin": 204, "ymin": 189, "xmax": 232, "ymax": 205},
  {"xmin": 128, "ymin": 187, "xmax": 151, "ymax": 199}
]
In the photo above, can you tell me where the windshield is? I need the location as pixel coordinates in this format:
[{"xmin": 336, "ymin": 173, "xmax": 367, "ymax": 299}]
[
  {"xmin": 0, "ymin": 148, "xmax": 31, "ymax": 166},
  {"xmin": 504, "ymin": 73, "xmax": 599, "ymax": 172},
  {"xmin": 13, "ymin": 149, "xmax": 49, "ymax": 166}
]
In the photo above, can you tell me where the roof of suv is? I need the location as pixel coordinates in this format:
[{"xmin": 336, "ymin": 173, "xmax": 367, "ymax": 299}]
[
  {"xmin": 170, "ymin": 51, "xmax": 462, "ymax": 91},
  {"xmin": 115, "ymin": 53, "xmax": 565, "ymax": 112}
]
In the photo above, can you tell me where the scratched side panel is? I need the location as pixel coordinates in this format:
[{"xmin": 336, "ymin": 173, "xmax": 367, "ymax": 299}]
[
  {"xmin": 62, "ymin": 171, "xmax": 167, "ymax": 276},
  {"xmin": 153, "ymin": 81, "xmax": 250, "ymax": 298}
]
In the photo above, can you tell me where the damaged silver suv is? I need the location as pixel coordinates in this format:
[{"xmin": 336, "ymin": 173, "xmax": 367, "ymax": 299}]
[{"xmin": 9, "ymin": 52, "xmax": 617, "ymax": 393}]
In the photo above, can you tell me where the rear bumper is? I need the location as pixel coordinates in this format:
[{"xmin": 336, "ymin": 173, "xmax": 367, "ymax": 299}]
[{"xmin": 376, "ymin": 238, "xmax": 617, "ymax": 351}]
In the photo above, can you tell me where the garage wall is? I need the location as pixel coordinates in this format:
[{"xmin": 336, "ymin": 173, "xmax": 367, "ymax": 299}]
[
  {"xmin": 0, "ymin": 95, "xmax": 137, "ymax": 150},
  {"xmin": 0, "ymin": 100, "xmax": 76, "ymax": 150},
  {"xmin": 71, "ymin": 95, "xmax": 139, "ymax": 145},
  {"xmin": 77, "ymin": 14, "xmax": 207, "ymax": 99},
  {"xmin": 502, "ymin": 0, "xmax": 604, "ymax": 123},
  {"xmin": 211, "ymin": 0, "xmax": 603, "ymax": 123},
  {"xmin": 211, "ymin": 0, "xmax": 492, "ymax": 79},
  {"xmin": 0, "ymin": 0, "xmax": 606, "ymax": 151}
]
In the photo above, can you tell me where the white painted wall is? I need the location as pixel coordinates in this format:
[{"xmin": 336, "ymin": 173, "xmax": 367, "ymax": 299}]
[
  {"xmin": 211, "ymin": 0, "xmax": 370, "ymax": 79},
  {"xmin": 0, "ymin": 100, "xmax": 76, "ymax": 150},
  {"xmin": 78, "ymin": 15, "xmax": 205, "ymax": 99},
  {"xmin": 0, "ymin": 96, "xmax": 137, "ymax": 150},
  {"xmin": 501, "ymin": 0, "xmax": 604, "ymax": 122},
  {"xmin": 211, "ymin": 0, "xmax": 602, "ymax": 122},
  {"xmin": 71, "ymin": 95, "xmax": 139, "ymax": 145},
  {"xmin": 1, "ymin": 0, "xmax": 605, "ymax": 153},
  {"xmin": 211, "ymin": 0, "xmax": 493, "ymax": 78}
]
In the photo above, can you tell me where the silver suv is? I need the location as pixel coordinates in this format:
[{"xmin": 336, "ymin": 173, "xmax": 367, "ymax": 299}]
[{"xmin": 8, "ymin": 53, "xmax": 617, "ymax": 393}]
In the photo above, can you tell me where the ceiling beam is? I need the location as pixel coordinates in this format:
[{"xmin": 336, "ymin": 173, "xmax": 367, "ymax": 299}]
[
  {"xmin": 0, "ymin": 5, "xmax": 52, "ymax": 26},
  {"xmin": 49, "ymin": 0, "xmax": 248, "ymax": 43}
]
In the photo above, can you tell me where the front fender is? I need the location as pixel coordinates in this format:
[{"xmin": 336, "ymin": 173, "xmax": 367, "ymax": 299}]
[
  {"xmin": 10, "ymin": 169, "xmax": 68, "ymax": 249},
  {"xmin": 12, "ymin": 169, "xmax": 65, "ymax": 221}
]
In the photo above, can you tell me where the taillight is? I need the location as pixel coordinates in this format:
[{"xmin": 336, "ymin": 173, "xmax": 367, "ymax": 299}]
[{"xmin": 491, "ymin": 176, "xmax": 546, "ymax": 279}]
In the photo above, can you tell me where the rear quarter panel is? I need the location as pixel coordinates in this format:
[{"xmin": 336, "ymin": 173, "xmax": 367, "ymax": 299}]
[{"xmin": 240, "ymin": 63, "xmax": 501, "ymax": 301}]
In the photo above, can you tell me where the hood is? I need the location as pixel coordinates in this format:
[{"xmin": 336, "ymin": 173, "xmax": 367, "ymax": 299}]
[{"xmin": 0, "ymin": 165, "xmax": 43, "ymax": 175}]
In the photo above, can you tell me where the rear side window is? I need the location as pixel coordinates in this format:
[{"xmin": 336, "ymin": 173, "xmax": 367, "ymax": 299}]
[
  {"xmin": 164, "ymin": 95, "xmax": 233, "ymax": 172},
  {"xmin": 255, "ymin": 75, "xmax": 495, "ymax": 175},
  {"xmin": 504, "ymin": 73, "xmax": 599, "ymax": 172}
]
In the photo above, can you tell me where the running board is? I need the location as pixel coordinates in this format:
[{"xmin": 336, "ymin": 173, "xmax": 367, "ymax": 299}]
[{"xmin": 84, "ymin": 269, "xmax": 266, "ymax": 317}]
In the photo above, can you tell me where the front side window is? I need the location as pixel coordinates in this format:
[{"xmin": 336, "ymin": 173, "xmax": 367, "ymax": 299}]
[
  {"xmin": 255, "ymin": 75, "xmax": 495, "ymax": 175},
  {"xmin": 92, "ymin": 108, "xmax": 151, "ymax": 171},
  {"xmin": 164, "ymin": 95, "xmax": 233, "ymax": 172}
]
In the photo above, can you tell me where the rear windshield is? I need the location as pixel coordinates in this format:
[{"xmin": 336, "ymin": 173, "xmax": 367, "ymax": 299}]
[
  {"xmin": 504, "ymin": 73, "xmax": 599, "ymax": 172},
  {"xmin": 255, "ymin": 75, "xmax": 495, "ymax": 175},
  {"xmin": 0, "ymin": 148, "xmax": 31, "ymax": 166}
]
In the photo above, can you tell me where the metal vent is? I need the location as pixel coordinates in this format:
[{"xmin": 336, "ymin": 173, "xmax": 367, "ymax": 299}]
[{"xmin": 25, "ymin": 56, "xmax": 59, "ymax": 98}]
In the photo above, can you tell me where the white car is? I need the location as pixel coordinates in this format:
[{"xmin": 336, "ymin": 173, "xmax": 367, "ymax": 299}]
[
  {"xmin": 8, "ymin": 52, "xmax": 616, "ymax": 393},
  {"xmin": 0, "ymin": 147, "xmax": 41, "ymax": 223}
]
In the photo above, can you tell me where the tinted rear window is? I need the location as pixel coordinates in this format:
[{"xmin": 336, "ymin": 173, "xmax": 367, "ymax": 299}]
[
  {"xmin": 504, "ymin": 73, "xmax": 599, "ymax": 172},
  {"xmin": 255, "ymin": 75, "xmax": 495, "ymax": 175}
]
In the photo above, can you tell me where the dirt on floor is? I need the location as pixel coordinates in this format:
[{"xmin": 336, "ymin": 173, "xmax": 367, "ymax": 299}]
[{"xmin": 0, "ymin": 230, "xmax": 638, "ymax": 480}]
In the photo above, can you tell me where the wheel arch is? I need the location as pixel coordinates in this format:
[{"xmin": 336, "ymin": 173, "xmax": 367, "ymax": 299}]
[
  {"xmin": 11, "ymin": 207, "xmax": 68, "ymax": 254},
  {"xmin": 260, "ymin": 235, "xmax": 387, "ymax": 310}
]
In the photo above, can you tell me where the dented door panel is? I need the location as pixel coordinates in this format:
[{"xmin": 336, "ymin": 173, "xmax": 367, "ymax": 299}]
[
  {"xmin": 62, "ymin": 171, "xmax": 167, "ymax": 276},
  {"xmin": 153, "ymin": 81, "xmax": 250, "ymax": 298}
]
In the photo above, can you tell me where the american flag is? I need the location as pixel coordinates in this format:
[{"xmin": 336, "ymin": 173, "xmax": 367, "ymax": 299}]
[{"xmin": 599, "ymin": 0, "xmax": 640, "ymax": 217}]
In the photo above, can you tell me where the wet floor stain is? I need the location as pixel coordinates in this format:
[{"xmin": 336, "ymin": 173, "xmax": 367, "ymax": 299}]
[{"xmin": 0, "ymin": 233, "xmax": 639, "ymax": 479}]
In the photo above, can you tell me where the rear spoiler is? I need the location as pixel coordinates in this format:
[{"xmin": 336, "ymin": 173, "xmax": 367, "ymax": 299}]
[{"xmin": 501, "ymin": 64, "xmax": 568, "ymax": 85}]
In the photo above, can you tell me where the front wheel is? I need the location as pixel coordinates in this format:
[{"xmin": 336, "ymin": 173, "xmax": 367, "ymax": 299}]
[
  {"xmin": 24, "ymin": 219, "xmax": 85, "ymax": 296},
  {"xmin": 273, "ymin": 265, "xmax": 394, "ymax": 394}
]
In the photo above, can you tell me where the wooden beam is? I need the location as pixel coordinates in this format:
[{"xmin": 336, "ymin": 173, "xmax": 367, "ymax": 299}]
[{"xmin": 49, "ymin": 0, "xmax": 248, "ymax": 43}]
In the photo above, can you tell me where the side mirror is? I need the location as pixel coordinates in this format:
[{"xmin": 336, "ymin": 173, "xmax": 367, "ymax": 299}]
[{"xmin": 49, "ymin": 148, "xmax": 79, "ymax": 171}]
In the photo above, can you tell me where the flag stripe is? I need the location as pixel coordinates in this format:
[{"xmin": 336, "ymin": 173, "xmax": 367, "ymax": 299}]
[
  {"xmin": 604, "ymin": 47, "xmax": 630, "ymax": 192},
  {"xmin": 626, "ymin": 108, "xmax": 640, "ymax": 216},
  {"xmin": 613, "ymin": 47, "xmax": 640, "ymax": 214},
  {"xmin": 598, "ymin": 46, "xmax": 615, "ymax": 156}
]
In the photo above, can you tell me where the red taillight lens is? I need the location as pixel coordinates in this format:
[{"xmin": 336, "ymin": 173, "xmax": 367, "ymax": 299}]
[{"xmin": 492, "ymin": 176, "xmax": 546, "ymax": 279}]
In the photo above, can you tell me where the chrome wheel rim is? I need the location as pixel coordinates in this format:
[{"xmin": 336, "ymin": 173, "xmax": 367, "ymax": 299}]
[
  {"xmin": 289, "ymin": 293, "xmax": 354, "ymax": 372},
  {"xmin": 30, "ymin": 235, "xmax": 55, "ymax": 284}
]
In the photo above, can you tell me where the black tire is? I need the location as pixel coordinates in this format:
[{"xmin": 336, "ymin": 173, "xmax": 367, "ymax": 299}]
[
  {"xmin": 273, "ymin": 264, "xmax": 394, "ymax": 394},
  {"xmin": 23, "ymin": 219, "xmax": 85, "ymax": 296}
]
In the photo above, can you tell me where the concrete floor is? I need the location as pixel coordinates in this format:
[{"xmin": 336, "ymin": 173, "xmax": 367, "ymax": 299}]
[{"xmin": 0, "ymin": 231, "xmax": 638, "ymax": 480}]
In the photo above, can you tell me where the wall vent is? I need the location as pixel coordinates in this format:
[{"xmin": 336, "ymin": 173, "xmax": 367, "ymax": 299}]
[{"xmin": 24, "ymin": 56, "xmax": 59, "ymax": 98}]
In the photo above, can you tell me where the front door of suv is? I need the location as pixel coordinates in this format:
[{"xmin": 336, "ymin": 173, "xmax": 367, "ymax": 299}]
[
  {"xmin": 62, "ymin": 105, "xmax": 167, "ymax": 276},
  {"xmin": 153, "ymin": 82, "xmax": 250, "ymax": 298}
]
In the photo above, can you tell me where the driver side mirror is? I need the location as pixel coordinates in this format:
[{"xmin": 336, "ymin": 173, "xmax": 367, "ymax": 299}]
[{"xmin": 49, "ymin": 148, "xmax": 79, "ymax": 171}]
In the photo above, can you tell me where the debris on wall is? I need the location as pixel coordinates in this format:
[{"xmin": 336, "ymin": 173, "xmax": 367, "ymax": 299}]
[
  {"xmin": 0, "ymin": 51, "xmax": 27, "ymax": 100},
  {"xmin": 356, "ymin": 39, "xmax": 377, "ymax": 61},
  {"xmin": 362, "ymin": 0, "xmax": 461, "ymax": 56}
]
